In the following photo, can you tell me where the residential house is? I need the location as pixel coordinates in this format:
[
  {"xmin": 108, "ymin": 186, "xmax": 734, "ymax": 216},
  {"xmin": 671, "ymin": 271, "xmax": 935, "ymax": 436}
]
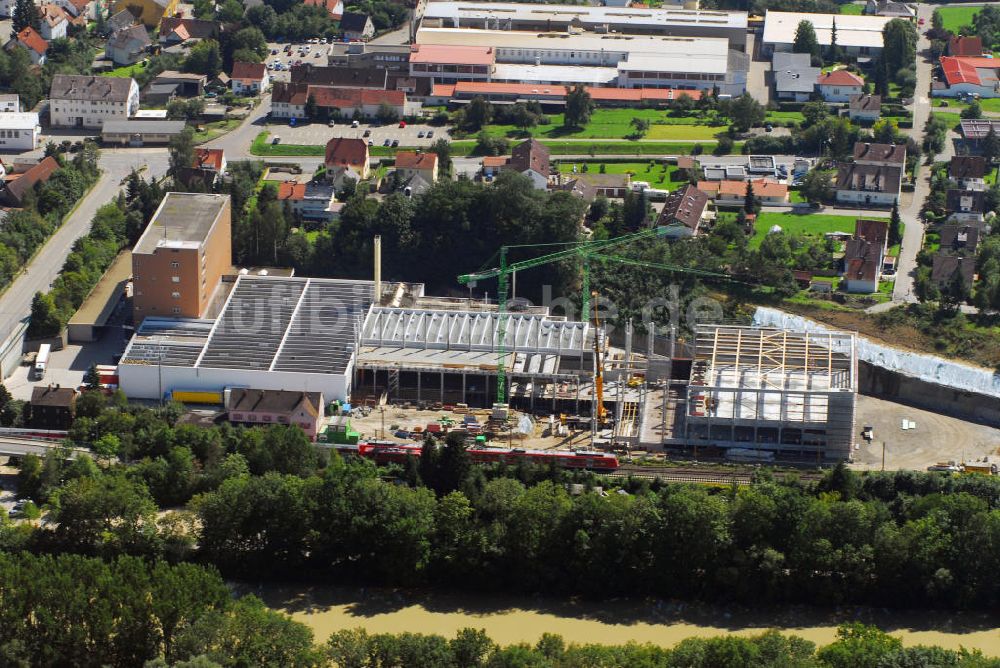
[
  {"xmin": 817, "ymin": 69, "xmax": 865, "ymax": 102},
  {"xmin": 865, "ymin": 0, "xmax": 915, "ymax": 18},
  {"xmin": 0, "ymin": 0, "xmax": 14, "ymax": 17},
  {"xmin": 0, "ymin": 112, "xmax": 40, "ymax": 150},
  {"xmin": 948, "ymin": 35, "xmax": 985, "ymax": 57},
  {"xmin": 106, "ymin": 25, "xmax": 152, "ymax": 66},
  {"xmin": 145, "ymin": 71, "xmax": 206, "ymax": 104},
  {"xmin": 946, "ymin": 188, "xmax": 987, "ymax": 223},
  {"xmin": 49, "ymin": 74, "xmax": 140, "ymax": 129},
  {"xmin": 341, "ymin": 12, "xmax": 375, "ymax": 41},
  {"xmin": 936, "ymin": 56, "xmax": 1000, "ymax": 98},
  {"xmin": 270, "ymin": 82, "xmax": 417, "ymax": 119},
  {"xmin": 29, "ymin": 385, "xmax": 77, "ymax": 430},
  {"xmin": 842, "ymin": 218, "xmax": 889, "ymax": 293},
  {"xmin": 113, "ymin": 0, "xmax": 179, "ymax": 28},
  {"xmin": 507, "ymin": 139, "xmax": 550, "ymax": 190},
  {"xmin": 551, "ymin": 177, "xmax": 597, "ymax": 203},
  {"xmin": 107, "ymin": 9, "xmax": 137, "ymax": 34},
  {"xmin": 230, "ymin": 61, "xmax": 269, "ymax": 96},
  {"xmin": 938, "ymin": 224, "xmax": 981, "ymax": 255},
  {"xmin": 849, "ymin": 94, "xmax": 881, "ymax": 123},
  {"xmin": 0, "ymin": 156, "xmax": 59, "ymax": 206},
  {"xmin": 177, "ymin": 147, "xmax": 228, "ymax": 186},
  {"xmin": 158, "ymin": 17, "xmax": 220, "ymax": 44},
  {"xmin": 481, "ymin": 156, "xmax": 508, "ymax": 179},
  {"xmin": 303, "ymin": 0, "xmax": 343, "ymax": 19},
  {"xmin": 571, "ymin": 172, "xmax": 632, "ymax": 198},
  {"xmin": 656, "ymin": 184, "xmax": 708, "ymax": 238},
  {"xmin": 697, "ymin": 178, "xmax": 789, "ymax": 206},
  {"xmin": 55, "ymin": 0, "xmax": 98, "ymax": 20},
  {"xmin": 835, "ymin": 142, "xmax": 905, "ymax": 206},
  {"xmin": 0, "ymin": 94, "xmax": 19, "ymax": 112},
  {"xmin": 39, "ymin": 5, "xmax": 69, "ymax": 40},
  {"xmin": 276, "ymin": 181, "xmax": 340, "ymax": 223},
  {"xmin": 394, "ymin": 151, "xmax": 439, "ymax": 183},
  {"xmin": 949, "ymin": 155, "xmax": 988, "ymax": 190},
  {"xmin": 226, "ymin": 388, "xmax": 324, "ymax": 440},
  {"xmin": 270, "ymin": 82, "xmax": 307, "ymax": 118},
  {"xmin": 11, "ymin": 27, "xmax": 48, "ymax": 65},
  {"xmin": 772, "ymin": 52, "xmax": 820, "ymax": 102},
  {"xmin": 931, "ymin": 254, "xmax": 976, "ymax": 289},
  {"xmin": 324, "ymin": 137, "xmax": 370, "ymax": 185}
]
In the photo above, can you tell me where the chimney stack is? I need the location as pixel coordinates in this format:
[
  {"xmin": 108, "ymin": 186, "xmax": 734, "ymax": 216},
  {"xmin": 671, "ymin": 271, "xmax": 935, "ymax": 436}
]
[{"xmin": 374, "ymin": 235, "xmax": 382, "ymax": 306}]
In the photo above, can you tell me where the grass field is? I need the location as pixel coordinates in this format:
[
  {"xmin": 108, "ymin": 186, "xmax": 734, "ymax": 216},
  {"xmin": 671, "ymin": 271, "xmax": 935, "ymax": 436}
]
[
  {"xmin": 193, "ymin": 119, "xmax": 241, "ymax": 144},
  {"xmin": 932, "ymin": 111, "xmax": 963, "ymax": 128},
  {"xmin": 251, "ymin": 132, "xmax": 735, "ymax": 158},
  {"xmin": 765, "ymin": 110, "xmax": 805, "ymax": 123},
  {"xmin": 749, "ymin": 211, "xmax": 886, "ymax": 249},
  {"xmin": 101, "ymin": 61, "xmax": 149, "ymax": 78},
  {"xmin": 935, "ymin": 5, "xmax": 981, "ymax": 33},
  {"xmin": 554, "ymin": 161, "xmax": 682, "ymax": 184},
  {"xmin": 482, "ymin": 108, "xmax": 724, "ymax": 141},
  {"xmin": 839, "ymin": 3, "xmax": 864, "ymax": 14},
  {"xmin": 934, "ymin": 97, "xmax": 1000, "ymax": 113}
]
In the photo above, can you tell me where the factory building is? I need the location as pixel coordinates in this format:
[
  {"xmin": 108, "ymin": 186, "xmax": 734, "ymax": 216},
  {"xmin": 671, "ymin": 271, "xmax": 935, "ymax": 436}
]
[{"xmin": 682, "ymin": 324, "xmax": 858, "ymax": 461}]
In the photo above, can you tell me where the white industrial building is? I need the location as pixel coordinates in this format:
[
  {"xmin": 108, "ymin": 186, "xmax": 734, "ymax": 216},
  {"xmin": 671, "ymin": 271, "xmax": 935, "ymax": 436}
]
[
  {"xmin": 421, "ymin": 3, "xmax": 745, "ymax": 50},
  {"xmin": 762, "ymin": 11, "xmax": 893, "ymax": 58},
  {"xmin": 0, "ymin": 112, "xmax": 40, "ymax": 150},
  {"xmin": 414, "ymin": 28, "xmax": 748, "ymax": 95},
  {"xmin": 119, "ymin": 276, "xmax": 374, "ymax": 401}
]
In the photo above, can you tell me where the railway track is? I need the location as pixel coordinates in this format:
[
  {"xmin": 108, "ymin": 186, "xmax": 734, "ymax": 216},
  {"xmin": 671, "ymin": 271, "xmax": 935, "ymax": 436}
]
[{"xmin": 603, "ymin": 465, "xmax": 824, "ymax": 485}]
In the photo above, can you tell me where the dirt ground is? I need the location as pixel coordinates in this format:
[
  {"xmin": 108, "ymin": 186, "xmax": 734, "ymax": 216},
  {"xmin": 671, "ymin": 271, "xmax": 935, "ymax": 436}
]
[{"xmin": 852, "ymin": 395, "xmax": 1000, "ymax": 471}]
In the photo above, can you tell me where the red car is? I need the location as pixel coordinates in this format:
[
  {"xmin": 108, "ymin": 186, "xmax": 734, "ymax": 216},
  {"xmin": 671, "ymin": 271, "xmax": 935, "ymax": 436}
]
[
  {"xmin": 918, "ymin": 17, "xmax": 925, "ymax": 25},
  {"xmin": 398, "ymin": 120, "xmax": 407, "ymax": 128}
]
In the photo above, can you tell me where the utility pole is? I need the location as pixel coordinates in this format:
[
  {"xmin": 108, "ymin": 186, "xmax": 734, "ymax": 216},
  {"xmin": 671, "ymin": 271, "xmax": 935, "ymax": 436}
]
[{"xmin": 881, "ymin": 441, "xmax": 886, "ymax": 472}]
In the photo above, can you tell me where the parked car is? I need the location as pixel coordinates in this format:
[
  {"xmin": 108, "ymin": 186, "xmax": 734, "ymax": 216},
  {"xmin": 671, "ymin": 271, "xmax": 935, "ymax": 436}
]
[
  {"xmin": 328, "ymin": 119, "xmax": 335, "ymax": 127},
  {"xmin": 383, "ymin": 138, "xmax": 391, "ymax": 146},
  {"xmin": 272, "ymin": 135, "xmax": 281, "ymax": 144},
  {"xmin": 427, "ymin": 130, "xmax": 434, "ymax": 138},
  {"xmin": 398, "ymin": 121, "xmax": 407, "ymax": 128},
  {"xmin": 391, "ymin": 139, "xmax": 399, "ymax": 147},
  {"xmin": 368, "ymin": 139, "xmax": 374, "ymax": 146},
  {"xmin": 351, "ymin": 119, "xmax": 359, "ymax": 128},
  {"xmin": 417, "ymin": 130, "xmax": 425, "ymax": 138},
  {"xmin": 363, "ymin": 129, "xmax": 371, "ymax": 137},
  {"xmin": 764, "ymin": 123, "xmax": 773, "ymax": 132}
]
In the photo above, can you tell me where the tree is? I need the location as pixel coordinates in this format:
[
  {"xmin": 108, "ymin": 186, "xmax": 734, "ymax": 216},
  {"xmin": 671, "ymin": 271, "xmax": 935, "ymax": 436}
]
[
  {"xmin": 92, "ymin": 433, "xmax": 121, "ymax": 462},
  {"xmin": 168, "ymin": 126, "xmax": 196, "ymax": 179},
  {"xmin": 743, "ymin": 180, "xmax": 758, "ymax": 214},
  {"xmin": 882, "ymin": 19, "xmax": 917, "ymax": 80},
  {"xmin": 961, "ymin": 100, "xmax": 983, "ymax": 119},
  {"xmin": 26, "ymin": 291, "xmax": 62, "ymax": 340},
  {"xmin": 793, "ymin": 20, "xmax": 820, "ymax": 64},
  {"xmin": 429, "ymin": 139, "xmax": 452, "ymax": 177},
  {"xmin": 12, "ymin": 0, "xmax": 40, "ymax": 32},
  {"xmin": 828, "ymin": 18, "xmax": 841, "ymax": 62},
  {"xmin": 799, "ymin": 168, "xmax": 834, "ymax": 205},
  {"xmin": 564, "ymin": 85, "xmax": 594, "ymax": 128},
  {"xmin": 729, "ymin": 93, "xmax": 765, "ymax": 133},
  {"xmin": 801, "ymin": 101, "xmax": 829, "ymax": 128},
  {"xmin": 630, "ymin": 117, "xmax": 650, "ymax": 138},
  {"xmin": 184, "ymin": 39, "xmax": 223, "ymax": 77},
  {"xmin": 216, "ymin": 0, "xmax": 244, "ymax": 22},
  {"xmin": 872, "ymin": 118, "xmax": 898, "ymax": 144},
  {"xmin": 984, "ymin": 125, "xmax": 1000, "ymax": 165},
  {"xmin": 464, "ymin": 96, "xmax": 492, "ymax": 131},
  {"xmin": 304, "ymin": 93, "xmax": 317, "ymax": 119},
  {"xmin": 83, "ymin": 364, "xmax": 101, "ymax": 390},
  {"xmin": 375, "ymin": 102, "xmax": 399, "ymax": 125},
  {"xmin": 889, "ymin": 202, "xmax": 902, "ymax": 247}
]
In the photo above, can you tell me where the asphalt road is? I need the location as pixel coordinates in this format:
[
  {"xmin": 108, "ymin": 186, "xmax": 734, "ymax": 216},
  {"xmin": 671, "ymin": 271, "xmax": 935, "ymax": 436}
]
[{"xmin": 0, "ymin": 149, "xmax": 168, "ymax": 344}]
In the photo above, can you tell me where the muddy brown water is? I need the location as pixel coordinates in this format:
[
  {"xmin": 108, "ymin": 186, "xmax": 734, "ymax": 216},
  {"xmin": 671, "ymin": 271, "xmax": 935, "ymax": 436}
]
[{"xmin": 243, "ymin": 583, "xmax": 1000, "ymax": 652}]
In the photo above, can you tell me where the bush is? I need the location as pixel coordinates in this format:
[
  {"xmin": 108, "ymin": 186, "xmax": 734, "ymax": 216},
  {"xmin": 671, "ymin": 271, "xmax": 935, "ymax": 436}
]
[{"xmin": 714, "ymin": 136, "xmax": 734, "ymax": 156}]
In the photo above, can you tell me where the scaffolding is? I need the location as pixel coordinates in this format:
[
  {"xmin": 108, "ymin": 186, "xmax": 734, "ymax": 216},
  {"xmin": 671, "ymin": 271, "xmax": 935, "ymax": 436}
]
[{"xmin": 683, "ymin": 324, "xmax": 857, "ymax": 461}]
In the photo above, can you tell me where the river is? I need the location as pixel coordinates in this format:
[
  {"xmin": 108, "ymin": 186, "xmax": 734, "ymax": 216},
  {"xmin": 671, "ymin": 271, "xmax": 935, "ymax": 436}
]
[{"xmin": 242, "ymin": 583, "xmax": 1000, "ymax": 652}]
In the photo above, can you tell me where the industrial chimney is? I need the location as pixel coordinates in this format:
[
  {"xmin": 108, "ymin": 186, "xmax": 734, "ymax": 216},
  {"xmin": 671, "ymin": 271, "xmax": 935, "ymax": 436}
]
[{"xmin": 373, "ymin": 235, "xmax": 382, "ymax": 306}]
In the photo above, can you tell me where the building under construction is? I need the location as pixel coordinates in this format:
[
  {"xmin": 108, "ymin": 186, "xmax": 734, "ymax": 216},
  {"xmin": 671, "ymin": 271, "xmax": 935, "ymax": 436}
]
[{"xmin": 680, "ymin": 324, "xmax": 858, "ymax": 461}]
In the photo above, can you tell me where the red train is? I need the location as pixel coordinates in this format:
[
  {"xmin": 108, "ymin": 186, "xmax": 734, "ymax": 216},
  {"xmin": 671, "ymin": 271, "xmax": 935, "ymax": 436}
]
[{"xmin": 331, "ymin": 441, "xmax": 619, "ymax": 471}]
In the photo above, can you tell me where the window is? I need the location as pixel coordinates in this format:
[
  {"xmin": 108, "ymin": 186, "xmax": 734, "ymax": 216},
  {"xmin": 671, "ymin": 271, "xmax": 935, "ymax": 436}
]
[
  {"xmin": 170, "ymin": 261, "xmax": 179, "ymax": 268},
  {"xmin": 172, "ymin": 307, "xmax": 180, "ymax": 314},
  {"xmin": 172, "ymin": 276, "xmax": 180, "ymax": 283},
  {"xmin": 171, "ymin": 291, "xmax": 180, "ymax": 298}
]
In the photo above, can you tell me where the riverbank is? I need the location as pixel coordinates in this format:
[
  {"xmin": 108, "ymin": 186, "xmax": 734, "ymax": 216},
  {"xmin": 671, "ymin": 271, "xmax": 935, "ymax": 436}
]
[{"xmin": 243, "ymin": 583, "xmax": 1000, "ymax": 652}]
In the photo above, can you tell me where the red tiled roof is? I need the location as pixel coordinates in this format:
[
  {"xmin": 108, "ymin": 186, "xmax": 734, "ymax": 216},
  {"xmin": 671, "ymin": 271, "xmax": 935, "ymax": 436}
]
[
  {"xmin": 324, "ymin": 137, "xmax": 368, "ymax": 169},
  {"xmin": 409, "ymin": 44, "xmax": 495, "ymax": 66},
  {"xmin": 940, "ymin": 56, "xmax": 1000, "ymax": 86},
  {"xmin": 395, "ymin": 151, "xmax": 438, "ymax": 171},
  {"xmin": 433, "ymin": 80, "xmax": 701, "ymax": 103},
  {"xmin": 17, "ymin": 27, "xmax": 48, "ymax": 55},
  {"xmin": 698, "ymin": 179, "xmax": 787, "ymax": 198},
  {"xmin": 231, "ymin": 61, "xmax": 266, "ymax": 82},
  {"xmin": 949, "ymin": 36, "xmax": 984, "ymax": 57},
  {"xmin": 855, "ymin": 218, "xmax": 888, "ymax": 247},
  {"xmin": 5, "ymin": 156, "xmax": 58, "ymax": 205},
  {"xmin": 193, "ymin": 148, "xmax": 224, "ymax": 171},
  {"xmin": 304, "ymin": 0, "xmax": 343, "ymax": 18},
  {"xmin": 482, "ymin": 156, "xmax": 509, "ymax": 167},
  {"xmin": 277, "ymin": 181, "xmax": 306, "ymax": 201},
  {"xmin": 817, "ymin": 69, "xmax": 864, "ymax": 87},
  {"xmin": 310, "ymin": 86, "xmax": 404, "ymax": 108}
]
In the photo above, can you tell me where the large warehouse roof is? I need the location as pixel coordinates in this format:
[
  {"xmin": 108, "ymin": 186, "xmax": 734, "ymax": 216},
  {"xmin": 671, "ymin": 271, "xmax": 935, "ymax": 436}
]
[
  {"xmin": 762, "ymin": 11, "xmax": 892, "ymax": 48},
  {"xmin": 422, "ymin": 2, "xmax": 748, "ymax": 29},
  {"xmin": 121, "ymin": 276, "xmax": 374, "ymax": 375}
]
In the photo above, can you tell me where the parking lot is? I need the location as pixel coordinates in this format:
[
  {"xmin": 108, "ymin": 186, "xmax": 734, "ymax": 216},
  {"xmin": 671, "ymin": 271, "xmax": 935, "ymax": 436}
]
[
  {"xmin": 268, "ymin": 118, "xmax": 445, "ymax": 148},
  {"xmin": 266, "ymin": 41, "xmax": 329, "ymax": 82}
]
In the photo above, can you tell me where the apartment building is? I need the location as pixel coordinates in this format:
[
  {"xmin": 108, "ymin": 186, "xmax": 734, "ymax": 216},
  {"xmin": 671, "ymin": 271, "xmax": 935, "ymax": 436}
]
[
  {"xmin": 132, "ymin": 193, "xmax": 232, "ymax": 323},
  {"xmin": 49, "ymin": 74, "xmax": 140, "ymax": 129}
]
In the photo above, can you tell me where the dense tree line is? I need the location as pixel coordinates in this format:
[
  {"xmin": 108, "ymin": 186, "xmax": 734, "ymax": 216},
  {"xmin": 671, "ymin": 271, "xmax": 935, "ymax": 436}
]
[
  {"xmin": 2, "ymin": 547, "xmax": 995, "ymax": 667},
  {"xmin": 0, "ymin": 30, "xmax": 96, "ymax": 108},
  {"xmin": 11, "ymin": 391, "xmax": 1000, "ymax": 612}
]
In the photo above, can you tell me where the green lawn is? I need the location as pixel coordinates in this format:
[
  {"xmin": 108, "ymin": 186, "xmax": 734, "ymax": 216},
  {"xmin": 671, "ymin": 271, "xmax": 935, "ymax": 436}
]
[
  {"xmin": 932, "ymin": 111, "xmax": 963, "ymax": 128},
  {"xmin": 192, "ymin": 119, "xmax": 241, "ymax": 144},
  {"xmin": 987, "ymin": 167, "xmax": 998, "ymax": 186},
  {"xmin": 555, "ymin": 161, "xmax": 682, "ymax": 185},
  {"xmin": 933, "ymin": 97, "xmax": 1000, "ymax": 113},
  {"xmin": 936, "ymin": 5, "xmax": 981, "ymax": 33},
  {"xmin": 839, "ymin": 3, "xmax": 864, "ymax": 14},
  {"xmin": 101, "ymin": 61, "xmax": 149, "ymax": 78},
  {"xmin": 481, "ymin": 108, "xmax": 724, "ymax": 141},
  {"xmin": 749, "ymin": 212, "xmax": 886, "ymax": 249},
  {"xmin": 788, "ymin": 189, "xmax": 807, "ymax": 204},
  {"xmin": 251, "ymin": 132, "xmax": 736, "ymax": 158}
]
